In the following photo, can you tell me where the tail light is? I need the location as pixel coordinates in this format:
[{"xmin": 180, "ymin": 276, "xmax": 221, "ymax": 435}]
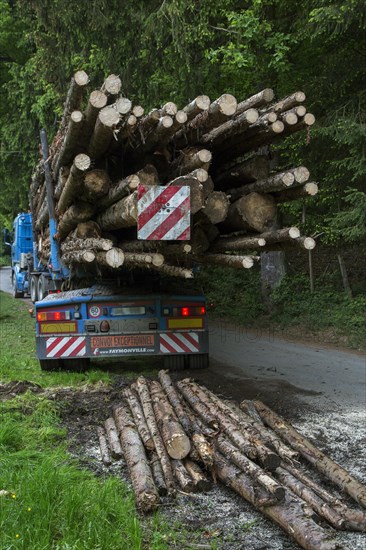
[
  {"xmin": 37, "ymin": 311, "xmax": 71, "ymax": 322},
  {"xmin": 181, "ymin": 306, "xmax": 206, "ymax": 316}
]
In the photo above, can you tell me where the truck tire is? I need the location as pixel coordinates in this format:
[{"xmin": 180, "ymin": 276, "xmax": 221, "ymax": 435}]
[
  {"xmin": 40, "ymin": 359, "xmax": 62, "ymax": 371},
  {"xmin": 163, "ymin": 355, "xmax": 186, "ymax": 371},
  {"xmin": 38, "ymin": 276, "xmax": 47, "ymax": 301},
  {"xmin": 187, "ymin": 353, "xmax": 209, "ymax": 370},
  {"xmin": 12, "ymin": 272, "xmax": 24, "ymax": 299},
  {"xmin": 30, "ymin": 276, "xmax": 39, "ymax": 303}
]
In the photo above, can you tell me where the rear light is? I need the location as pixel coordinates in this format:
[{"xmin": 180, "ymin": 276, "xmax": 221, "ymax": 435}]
[
  {"xmin": 48, "ymin": 290, "xmax": 61, "ymax": 294},
  {"xmin": 180, "ymin": 306, "xmax": 206, "ymax": 316},
  {"xmin": 37, "ymin": 311, "xmax": 71, "ymax": 322},
  {"xmin": 100, "ymin": 320, "xmax": 110, "ymax": 332},
  {"xmin": 182, "ymin": 307, "xmax": 190, "ymax": 316}
]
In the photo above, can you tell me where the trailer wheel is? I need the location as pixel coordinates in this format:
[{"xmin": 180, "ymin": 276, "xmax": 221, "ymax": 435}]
[
  {"xmin": 163, "ymin": 355, "xmax": 186, "ymax": 371},
  {"xmin": 30, "ymin": 276, "xmax": 38, "ymax": 303},
  {"xmin": 12, "ymin": 273, "xmax": 24, "ymax": 299},
  {"xmin": 60, "ymin": 358, "xmax": 90, "ymax": 372},
  {"xmin": 40, "ymin": 359, "xmax": 62, "ymax": 371},
  {"xmin": 187, "ymin": 353, "xmax": 209, "ymax": 370},
  {"xmin": 37, "ymin": 276, "xmax": 47, "ymax": 301}
]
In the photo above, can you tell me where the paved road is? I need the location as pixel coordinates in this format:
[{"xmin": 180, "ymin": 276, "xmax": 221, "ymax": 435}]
[
  {"xmin": 1, "ymin": 264, "xmax": 364, "ymax": 410},
  {"xmin": 208, "ymin": 320, "xmax": 365, "ymax": 410},
  {"xmin": 0, "ymin": 266, "xmax": 12, "ymax": 295}
]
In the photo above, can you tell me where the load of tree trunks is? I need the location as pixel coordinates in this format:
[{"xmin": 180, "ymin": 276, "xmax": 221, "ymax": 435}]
[
  {"xmin": 30, "ymin": 71, "xmax": 319, "ymax": 283},
  {"xmin": 96, "ymin": 371, "xmax": 366, "ymax": 550}
]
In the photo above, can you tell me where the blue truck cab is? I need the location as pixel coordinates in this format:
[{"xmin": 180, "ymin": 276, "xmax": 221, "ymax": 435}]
[{"xmin": 6, "ymin": 212, "xmax": 33, "ymax": 298}]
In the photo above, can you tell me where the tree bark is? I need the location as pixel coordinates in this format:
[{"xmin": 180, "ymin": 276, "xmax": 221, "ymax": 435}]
[
  {"xmin": 60, "ymin": 70, "xmax": 89, "ymax": 129},
  {"xmin": 220, "ymin": 192, "xmax": 277, "ymax": 233},
  {"xmin": 182, "ymin": 95, "xmax": 211, "ymax": 121},
  {"xmin": 56, "ymin": 202, "xmax": 95, "ymax": 241},
  {"xmin": 195, "ymin": 253, "xmax": 257, "ymax": 269},
  {"xmin": 149, "ymin": 380, "xmax": 191, "ymax": 460},
  {"xmin": 97, "ymin": 174, "xmax": 139, "ymax": 210},
  {"xmin": 169, "ymin": 148, "xmax": 212, "ymax": 179},
  {"xmin": 213, "ymin": 451, "xmax": 339, "ymax": 550},
  {"xmin": 88, "ymin": 106, "xmax": 120, "ymax": 159},
  {"xmin": 174, "ymin": 93, "xmax": 237, "ymax": 147},
  {"xmin": 228, "ymin": 170, "xmax": 296, "ymax": 201},
  {"xmin": 253, "ymin": 400, "xmax": 366, "ymax": 508},
  {"xmin": 157, "ymin": 370, "xmax": 193, "ymax": 434},
  {"xmin": 97, "ymin": 191, "xmax": 138, "ymax": 230},
  {"xmin": 95, "ymin": 248, "xmax": 125, "ymax": 268},
  {"xmin": 54, "ymin": 166, "xmax": 70, "ymax": 200},
  {"xmin": 97, "ymin": 426, "xmax": 112, "ymax": 466},
  {"xmin": 337, "ymin": 253, "xmax": 353, "ymax": 299},
  {"xmin": 171, "ymin": 459, "xmax": 195, "ymax": 492},
  {"xmin": 74, "ymin": 220, "xmax": 101, "ymax": 239},
  {"xmin": 123, "ymin": 252, "xmax": 165, "ymax": 268},
  {"xmin": 270, "ymin": 91, "xmax": 306, "ymax": 113},
  {"xmin": 104, "ymin": 417, "xmax": 123, "ymax": 459},
  {"xmin": 235, "ymin": 89, "xmax": 274, "ymax": 115},
  {"xmin": 210, "ymin": 234, "xmax": 267, "ymax": 252},
  {"xmin": 79, "ymin": 90, "xmax": 108, "ymax": 149},
  {"xmin": 62, "ymin": 249, "xmax": 96, "ymax": 265},
  {"xmin": 275, "ymin": 467, "xmax": 346, "ymax": 529},
  {"xmin": 113, "ymin": 402, "xmax": 160, "ymax": 512},
  {"xmin": 214, "ymin": 155, "xmax": 270, "ymax": 189},
  {"xmin": 273, "ymin": 183, "xmax": 318, "ymax": 203},
  {"xmin": 83, "ymin": 169, "xmax": 111, "ymax": 201},
  {"xmin": 57, "ymin": 154, "xmax": 91, "ymax": 215},
  {"xmin": 135, "ymin": 376, "xmax": 175, "ymax": 494},
  {"xmin": 52, "ymin": 110, "xmax": 84, "ymax": 177},
  {"xmin": 150, "ymin": 452, "xmax": 168, "ymax": 496},
  {"xmin": 122, "ymin": 387, "xmax": 154, "ymax": 451},
  {"xmin": 201, "ymin": 108, "xmax": 259, "ymax": 149},
  {"xmin": 149, "ymin": 264, "xmax": 194, "ymax": 279},
  {"xmin": 61, "ymin": 237, "xmax": 113, "ymax": 252},
  {"xmin": 203, "ymin": 191, "xmax": 230, "ymax": 224},
  {"xmin": 184, "ymin": 459, "xmax": 211, "ymax": 491},
  {"xmin": 215, "ymin": 434, "xmax": 285, "ymax": 501}
]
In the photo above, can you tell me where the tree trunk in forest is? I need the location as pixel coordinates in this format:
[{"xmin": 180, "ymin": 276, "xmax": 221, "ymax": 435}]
[
  {"xmin": 337, "ymin": 253, "xmax": 353, "ymax": 299},
  {"xmin": 260, "ymin": 250, "xmax": 287, "ymax": 295},
  {"xmin": 253, "ymin": 400, "xmax": 366, "ymax": 508},
  {"xmin": 113, "ymin": 402, "xmax": 160, "ymax": 512}
]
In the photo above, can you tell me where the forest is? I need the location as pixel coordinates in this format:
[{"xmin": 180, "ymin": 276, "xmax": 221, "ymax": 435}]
[{"xmin": 0, "ymin": 0, "xmax": 365, "ymax": 345}]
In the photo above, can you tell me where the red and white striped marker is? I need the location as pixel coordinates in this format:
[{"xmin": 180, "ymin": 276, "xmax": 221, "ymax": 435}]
[
  {"xmin": 46, "ymin": 336, "xmax": 86, "ymax": 358},
  {"xmin": 160, "ymin": 332, "xmax": 199, "ymax": 353},
  {"xmin": 137, "ymin": 185, "xmax": 190, "ymax": 240}
]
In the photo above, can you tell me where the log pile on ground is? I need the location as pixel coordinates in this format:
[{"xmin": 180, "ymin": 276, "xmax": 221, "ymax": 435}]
[
  {"xmin": 97, "ymin": 371, "xmax": 366, "ymax": 550},
  {"xmin": 30, "ymin": 72, "xmax": 319, "ymax": 286}
]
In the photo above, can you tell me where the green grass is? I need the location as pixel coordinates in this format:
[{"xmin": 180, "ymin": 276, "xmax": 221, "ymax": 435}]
[{"xmin": 0, "ymin": 291, "xmax": 111, "ymax": 387}]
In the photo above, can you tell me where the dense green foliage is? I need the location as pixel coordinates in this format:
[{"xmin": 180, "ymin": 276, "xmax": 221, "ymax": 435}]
[
  {"xmin": 198, "ymin": 266, "xmax": 366, "ymax": 349},
  {"xmin": 0, "ymin": 0, "xmax": 365, "ymax": 240}
]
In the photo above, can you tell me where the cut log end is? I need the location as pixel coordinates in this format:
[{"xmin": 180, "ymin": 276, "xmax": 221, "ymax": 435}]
[
  {"xmin": 103, "ymin": 74, "xmax": 122, "ymax": 95},
  {"xmin": 289, "ymin": 227, "xmax": 301, "ymax": 239},
  {"xmin": 294, "ymin": 166, "xmax": 310, "ymax": 184},
  {"xmin": 74, "ymin": 154, "xmax": 91, "ymax": 171},
  {"xmin": 74, "ymin": 70, "xmax": 89, "ymax": 86},
  {"xmin": 70, "ymin": 110, "xmax": 83, "ymax": 123},
  {"xmin": 167, "ymin": 433, "xmax": 192, "ymax": 460},
  {"xmin": 115, "ymin": 97, "xmax": 132, "ymax": 115},
  {"xmin": 89, "ymin": 90, "xmax": 108, "ymax": 109},
  {"xmin": 99, "ymin": 106, "xmax": 120, "ymax": 127}
]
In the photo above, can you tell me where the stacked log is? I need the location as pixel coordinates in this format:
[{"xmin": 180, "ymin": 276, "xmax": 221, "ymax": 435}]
[
  {"xmin": 97, "ymin": 371, "xmax": 366, "ymax": 548},
  {"xmin": 30, "ymin": 71, "xmax": 318, "ymax": 282}
]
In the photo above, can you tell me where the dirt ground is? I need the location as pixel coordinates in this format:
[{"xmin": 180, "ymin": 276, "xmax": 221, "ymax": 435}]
[{"xmin": 3, "ymin": 367, "xmax": 362, "ymax": 550}]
